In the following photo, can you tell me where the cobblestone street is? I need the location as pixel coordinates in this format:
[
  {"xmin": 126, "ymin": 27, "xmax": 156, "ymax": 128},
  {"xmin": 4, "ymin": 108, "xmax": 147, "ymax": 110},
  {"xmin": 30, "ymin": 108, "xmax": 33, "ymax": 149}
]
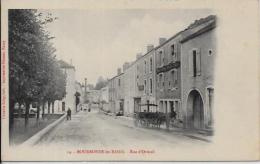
[{"xmin": 38, "ymin": 107, "xmax": 210, "ymax": 149}]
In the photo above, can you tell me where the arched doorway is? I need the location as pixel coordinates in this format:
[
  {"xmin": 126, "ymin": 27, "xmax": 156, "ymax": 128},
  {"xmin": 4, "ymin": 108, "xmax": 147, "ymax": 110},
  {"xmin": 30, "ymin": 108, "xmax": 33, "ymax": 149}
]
[{"xmin": 187, "ymin": 90, "xmax": 204, "ymax": 129}]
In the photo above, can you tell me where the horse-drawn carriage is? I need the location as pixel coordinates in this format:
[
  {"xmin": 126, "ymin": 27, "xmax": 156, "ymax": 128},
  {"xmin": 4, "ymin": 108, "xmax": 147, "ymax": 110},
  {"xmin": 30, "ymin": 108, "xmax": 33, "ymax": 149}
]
[{"xmin": 134, "ymin": 103, "xmax": 177, "ymax": 128}]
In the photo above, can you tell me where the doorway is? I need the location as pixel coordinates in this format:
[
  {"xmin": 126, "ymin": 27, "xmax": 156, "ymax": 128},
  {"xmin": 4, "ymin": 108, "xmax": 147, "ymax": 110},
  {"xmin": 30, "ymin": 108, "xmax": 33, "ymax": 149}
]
[
  {"xmin": 134, "ymin": 98, "xmax": 141, "ymax": 113},
  {"xmin": 62, "ymin": 102, "xmax": 65, "ymax": 112},
  {"xmin": 187, "ymin": 90, "xmax": 204, "ymax": 129}
]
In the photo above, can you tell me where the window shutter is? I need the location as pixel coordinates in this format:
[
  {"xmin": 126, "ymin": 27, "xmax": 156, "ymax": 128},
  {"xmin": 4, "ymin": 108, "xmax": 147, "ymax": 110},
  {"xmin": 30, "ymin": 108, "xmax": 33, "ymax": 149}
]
[
  {"xmin": 174, "ymin": 44, "xmax": 178, "ymax": 61},
  {"xmin": 174, "ymin": 69, "xmax": 178, "ymax": 86},
  {"xmin": 162, "ymin": 50, "xmax": 164, "ymax": 66},
  {"xmin": 196, "ymin": 48, "xmax": 201, "ymax": 76},
  {"xmin": 188, "ymin": 50, "xmax": 193, "ymax": 77}
]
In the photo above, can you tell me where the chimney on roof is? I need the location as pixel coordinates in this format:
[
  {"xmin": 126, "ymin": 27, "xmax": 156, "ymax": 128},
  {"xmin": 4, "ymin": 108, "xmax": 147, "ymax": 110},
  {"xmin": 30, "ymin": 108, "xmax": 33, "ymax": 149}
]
[
  {"xmin": 147, "ymin": 44, "xmax": 154, "ymax": 53},
  {"xmin": 136, "ymin": 53, "xmax": 142, "ymax": 60},
  {"xmin": 117, "ymin": 68, "xmax": 122, "ymax": 75},
  {"xmin": 159, "ymin": 38, "xmax": 167, "ymax": 45},
  {"xmin": 123, "ymin": 62, "xmax": 130, "ymax": 72}
]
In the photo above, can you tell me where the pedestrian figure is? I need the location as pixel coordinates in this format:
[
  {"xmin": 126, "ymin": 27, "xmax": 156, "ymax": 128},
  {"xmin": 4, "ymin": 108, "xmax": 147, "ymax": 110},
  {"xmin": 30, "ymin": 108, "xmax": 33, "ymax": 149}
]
[
  {"xmin": 67, "ymin": 108, "xmax": 71, "ymax": 120},
  {"xmin": 171, "ymin": 110, "xmax": 177, "ymax": 120}
]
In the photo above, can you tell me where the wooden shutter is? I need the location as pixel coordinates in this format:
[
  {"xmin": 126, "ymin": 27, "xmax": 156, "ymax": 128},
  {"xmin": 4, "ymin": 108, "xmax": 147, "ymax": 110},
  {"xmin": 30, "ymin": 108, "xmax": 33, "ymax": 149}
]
[
  {"xmin": 174, "ymin": 69, "xmax": 178, "ymax": 86},
  {"xmin": 196, "ymin": 48, "xmax": 201, "ymax": 76},
  {"xmin": 188, "ymin": 50, "xmax": 193, "ymax": 77},
  {"xmin": 174, "ymin": 44, "xmax": 178, "ymax": 61}
]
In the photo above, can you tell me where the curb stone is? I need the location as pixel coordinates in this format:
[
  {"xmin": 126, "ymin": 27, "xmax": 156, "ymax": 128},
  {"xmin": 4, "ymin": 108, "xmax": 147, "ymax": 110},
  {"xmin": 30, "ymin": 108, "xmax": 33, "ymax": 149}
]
[
  {"xmin": 113, "ymin": 113, "xmax": 211, "ymax": 142},
  {"xmin": 21, "ymin": 114, "xmax": 66, "ymax": 146}
]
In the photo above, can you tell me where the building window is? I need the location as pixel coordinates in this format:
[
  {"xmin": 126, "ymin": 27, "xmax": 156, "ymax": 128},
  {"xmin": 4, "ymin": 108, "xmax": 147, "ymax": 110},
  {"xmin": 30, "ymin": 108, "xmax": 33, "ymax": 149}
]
[
  {"xmin": 171, "ymin": 44, "xmax": 177, "ymax": 61},
  {"xmin": 144, "ymin": 80, "xmax": 147, "ymax": 94},
  {"xmin": 171, "ymin": 70, "xmax": 174, "ymax": 87},
  {"xmin": 193, "ymin": 50, "xmax": 197, "ymax": 77},
  {"xmin": 171, "ymin": 69, "xmax": 177, "ymax": 87},
  {"xmin": 157, "ymin": 75, "xmax": 160, "ymax": 87},
  {"xmin": 159, "ymin": 74, "xmax": 163, "ymax": 88},
  {"xmin": 163, "ymin": 73, "xmax": 166, "ymax": 87},
  {"xmin": 208, "ymin": 49, "xmax": 213, "ymax": 56},
  {"xmin": 118, "ymin": 78, "xmax": 120, "ymax": 86},
  {"xmin": 150, "ymin": 78, "xmax": 152, "ymax": 94},
  {"xmin": 207, "ymin": 88, "xmax": 214, "ymax": 126},
  {"xmin": 144, "ymin": 60, "xmax": 146, "ymax": 73},
  {"xmin": 171, "ymin": 44, "xmax": 175, "ymax": 55},
  {"xmin": 159, "ymin": 50, "xmax": 163, "ymax": 66},
  {"xmin": 190, "ymin": 49, "xmax": 201, "ymax": 77},
  {"xmin": 150, "ymin": 57, "xmax": 152, "ymax": 72}
]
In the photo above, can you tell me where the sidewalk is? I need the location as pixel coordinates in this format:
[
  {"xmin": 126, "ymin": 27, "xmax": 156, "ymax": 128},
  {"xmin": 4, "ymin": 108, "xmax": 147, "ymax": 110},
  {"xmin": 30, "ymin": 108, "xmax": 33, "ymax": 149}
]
[
  {"xmin": 101, "ymin": 110, "xmax": 212, "ymax": 142},
  {"xmin": 10, "ymin": 113, "xmax": 65, "ymax": 146}
]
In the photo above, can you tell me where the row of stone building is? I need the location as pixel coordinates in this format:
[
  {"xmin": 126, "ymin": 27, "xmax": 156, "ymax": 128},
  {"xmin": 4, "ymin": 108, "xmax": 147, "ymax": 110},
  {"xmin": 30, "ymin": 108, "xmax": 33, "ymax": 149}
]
[{"xmin": 107, "ymin": 15, "xmax": 216, "ymax": 131}]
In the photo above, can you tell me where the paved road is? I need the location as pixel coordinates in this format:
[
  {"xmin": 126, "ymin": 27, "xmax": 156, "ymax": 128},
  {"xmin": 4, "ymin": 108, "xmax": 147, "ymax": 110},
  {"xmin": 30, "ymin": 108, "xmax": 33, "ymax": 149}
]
[{"xmin": 38, "ymin": 108, "xmax": 209, "ymax": 149}]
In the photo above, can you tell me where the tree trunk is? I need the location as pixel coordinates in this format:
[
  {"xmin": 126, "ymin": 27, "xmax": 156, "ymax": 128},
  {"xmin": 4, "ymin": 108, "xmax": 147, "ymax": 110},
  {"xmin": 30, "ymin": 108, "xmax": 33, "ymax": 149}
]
[
  {"xmin": 18, "ymin": 103, "xmax": 22, "ymax": 118},
  {"xmin": 42, "ymin": 101, "xmax": 45, "ymax": 119},
  {"xmin": 9, "ymin": 99, "xmax": 15, "ymax": 132},
  {"xmin": 48, "ymin": 101, "xmax": 50, "ymax": 114},
  {"xmin": 25, "ymin": 101, "xmax": 30, "ymax": 128},
  {"xmin": 165, "ymin": 104, "xmax": 170, "ymax": 131},
  {"xmin": 36, "ymin": 102, "xmax": 40, "ymax": 120},
  {"xmin": 52, "ymin": 101, "xmax": 54, "ymax": 113}
]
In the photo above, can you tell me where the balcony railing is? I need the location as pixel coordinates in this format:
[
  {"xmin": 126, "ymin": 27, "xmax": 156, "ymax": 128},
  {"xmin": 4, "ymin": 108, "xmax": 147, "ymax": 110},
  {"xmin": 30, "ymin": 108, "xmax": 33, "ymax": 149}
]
[{"xmin": 156, "ymin": 61, "xmax": 180, "ymax": 74}]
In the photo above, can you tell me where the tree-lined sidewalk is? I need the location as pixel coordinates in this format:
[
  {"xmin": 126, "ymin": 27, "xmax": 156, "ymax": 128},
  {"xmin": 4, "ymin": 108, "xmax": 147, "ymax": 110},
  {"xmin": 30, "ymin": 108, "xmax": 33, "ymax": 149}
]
[{"xmin": 9, "ymin": 10, "xmax": 66, "ymax": 133}]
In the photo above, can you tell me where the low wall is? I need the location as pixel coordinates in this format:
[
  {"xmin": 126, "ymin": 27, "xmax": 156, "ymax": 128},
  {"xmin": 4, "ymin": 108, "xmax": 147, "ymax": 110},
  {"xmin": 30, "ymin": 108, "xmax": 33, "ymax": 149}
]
[{"xmin": 21, "ymin": 114, "xmax": 66, "ymax": 146}]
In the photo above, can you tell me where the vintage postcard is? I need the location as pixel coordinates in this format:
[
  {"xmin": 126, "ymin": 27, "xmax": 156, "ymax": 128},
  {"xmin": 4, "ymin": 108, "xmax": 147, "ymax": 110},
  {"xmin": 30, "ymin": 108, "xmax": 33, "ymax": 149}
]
[{"xmin": 1, "ymin": 0, "xmax": 259, "ymax": 161}]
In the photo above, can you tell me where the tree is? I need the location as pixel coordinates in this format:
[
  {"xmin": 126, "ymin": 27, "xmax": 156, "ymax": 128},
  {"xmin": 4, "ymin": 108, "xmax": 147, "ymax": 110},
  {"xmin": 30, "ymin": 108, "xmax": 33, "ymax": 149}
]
[
  {"xmin": 87, "ymin": 84, "xmax": 95, "ymax": 90},
  {"xmin": 8, "ymin": 9, "xmax": 65, "ymax": 129},
  {"xmin": 95, "ymin": 76, "xmax": 108, "ymax": 90}
]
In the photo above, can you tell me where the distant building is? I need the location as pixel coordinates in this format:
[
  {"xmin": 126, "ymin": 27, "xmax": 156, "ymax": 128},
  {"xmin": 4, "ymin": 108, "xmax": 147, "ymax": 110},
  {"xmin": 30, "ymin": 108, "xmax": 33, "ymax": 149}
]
[
  {"xmin": 107, "ymin": 15, "xmax": 216, "ymax": 133},
  {"xmin": 87, "ymin": 90, "xmax": 101, "ymax": 103},
  {"xmin": 123, "ymin": 61, "xmax": 137, "ymax": 116},
  {"xmin": 180, "ymin": 15, "xmax": 216, "ymax": 130},
  {"xmin": 100, "ymin": 86, "xmax": 109, "ymax": 103},
  {"xmin": 135, "ymin": 45, "xmax": 157, "ymax": 113},
  {"xmin": 55, "ymin": 60, "xmax": 76, "ymax": 113},
  {"xmin": 108, "ymin": 69, "xmax": 124, "ymax": 114},
  {"xmin": 108, "ymin": 77, "xmax": 116, "ymax": 113},
  {"xmin": 75, "ymin": 81, "xmax": 83, "ymax": 111}
]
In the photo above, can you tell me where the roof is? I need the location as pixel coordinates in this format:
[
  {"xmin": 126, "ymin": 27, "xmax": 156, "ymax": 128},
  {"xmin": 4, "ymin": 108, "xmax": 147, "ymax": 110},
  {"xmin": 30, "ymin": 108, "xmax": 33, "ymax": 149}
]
[
  {"xmin": 181, "ymin": 15, "xmax": 216, "ymax": 43},
  {"xmin": 124, "ymin": 15, "xmax": 216, "ymax": 71},
  {"xmin": 108, "ymin": 72, "xmax": 124, "ymax": 81},
  {"xmin": 109, "ymin": 15, "xmax": 216, "ymax": 79},
  {"xmin": 58, "ymin": 60, "xmax": 75, "ymax": 69},
  {"xmin": 154, "ymin": 30, "xmax": 184, "ymax": 50},
  {"xmin": 187, "ymin": 15, "xmax": 216, "ymax": 29}
]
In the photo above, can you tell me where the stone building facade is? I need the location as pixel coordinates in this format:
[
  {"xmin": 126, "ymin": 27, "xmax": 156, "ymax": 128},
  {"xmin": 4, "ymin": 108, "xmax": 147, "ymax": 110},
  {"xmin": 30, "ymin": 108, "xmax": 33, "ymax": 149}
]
[
  {"xmin": 155, "ymin": 35, "xmax": 183, "ymax": 121},
  {"xmin": 100, "ymin": 86, "xmax": 109, "ymax": 103},
  {"xmin": 180, "ymin": 15, "xmax": 216, "ymax": 130},
  {"xmin": 135, "ymin": 45, "xmax": 157, "ymax": 112},
  {"xmin": 107, "ymin": 15, "xmax": 216, "ymax": 132},
  {"xmin": 108, "ymin": 77, "xmax": 116, "ymax": 113},
  {"xmin": 57, "ymin": 60, "xmax": 76, "ymax": 113},
  {"xmin": 123, "ymin": 61, "xmax": 137, "ymax": 116},
  {"xmin": 108, "ymin": 69, "xmax": 124, "ymax": 114}
]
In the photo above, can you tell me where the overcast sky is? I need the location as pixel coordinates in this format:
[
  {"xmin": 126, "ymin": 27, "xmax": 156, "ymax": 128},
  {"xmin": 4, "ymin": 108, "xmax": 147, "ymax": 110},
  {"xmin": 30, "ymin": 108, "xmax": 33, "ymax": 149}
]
[{"xmin": 41, "ymin": 9, "xmax": 213, "ymax": 85}]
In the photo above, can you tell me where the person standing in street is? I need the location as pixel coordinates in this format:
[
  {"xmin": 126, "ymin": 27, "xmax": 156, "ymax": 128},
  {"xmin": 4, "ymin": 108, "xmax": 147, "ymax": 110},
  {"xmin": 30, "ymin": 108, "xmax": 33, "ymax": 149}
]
[{"xmin": 67, "ymin": 108, "xmax": 71, "ymax": 120}]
